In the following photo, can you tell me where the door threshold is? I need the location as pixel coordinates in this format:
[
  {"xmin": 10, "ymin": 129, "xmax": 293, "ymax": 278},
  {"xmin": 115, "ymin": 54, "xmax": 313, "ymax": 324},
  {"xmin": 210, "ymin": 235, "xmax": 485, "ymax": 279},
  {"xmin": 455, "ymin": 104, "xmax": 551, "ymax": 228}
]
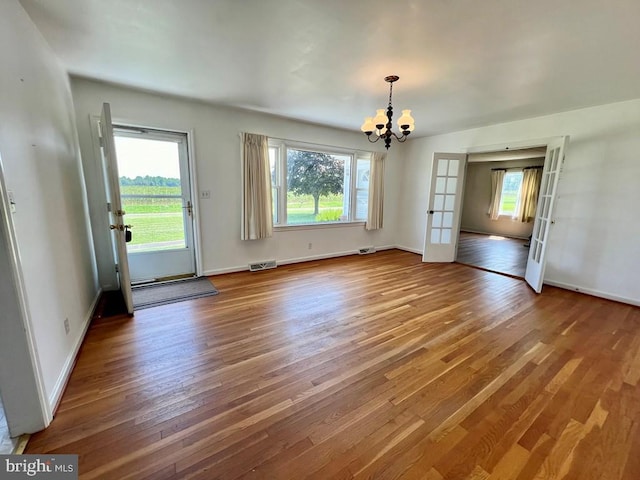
[
  {"xmin": 132, "ymin": 273, "xmax": 197, "ymax": 288},
  {"xmin": 455, "ymin": 261, "xmax": 525, "ymax": 281}
]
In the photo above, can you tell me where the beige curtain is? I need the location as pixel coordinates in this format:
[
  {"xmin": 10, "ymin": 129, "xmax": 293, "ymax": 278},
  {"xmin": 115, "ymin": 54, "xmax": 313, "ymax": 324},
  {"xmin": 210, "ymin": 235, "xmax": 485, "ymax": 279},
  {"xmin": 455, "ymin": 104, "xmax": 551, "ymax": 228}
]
[
  {"xmin": 366, "ymin": 152, "xmax": 385, "ymax": 230},
  {"xmin": 514, "ymin": 167, "xmax": 542, "ymax": 223},
  {"xmin": 241, "ymin": 133, "xmax": 273, "ymax": 240},
  {"xmin": 488, "ymin": 169, "xmax": 505, "ymax": 220}
]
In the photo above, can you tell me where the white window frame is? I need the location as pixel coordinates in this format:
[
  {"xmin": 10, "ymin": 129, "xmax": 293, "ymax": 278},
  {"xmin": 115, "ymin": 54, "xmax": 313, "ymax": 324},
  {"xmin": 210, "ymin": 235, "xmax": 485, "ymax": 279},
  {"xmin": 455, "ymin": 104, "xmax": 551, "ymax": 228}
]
[{"xmin": 269, "ymin": 139, "xmax": 371, "ymax": 228}]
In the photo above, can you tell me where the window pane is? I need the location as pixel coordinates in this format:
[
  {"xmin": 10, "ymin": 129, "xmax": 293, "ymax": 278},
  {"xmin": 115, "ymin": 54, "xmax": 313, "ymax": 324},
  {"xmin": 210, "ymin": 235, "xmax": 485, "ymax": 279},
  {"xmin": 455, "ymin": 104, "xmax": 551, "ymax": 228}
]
[
  {"xmin": 355, "ymin": 158, "xmax": 370, "ymax": 220},
  {"xmin": 355, "ymin": 189, "xmax": 368, "ymax": 220},
  {"xmin": 269, "ymin": 147, "xmax": 278, "ymax": 224},
  {"xmin": 286, "ymin": 148, "xmax": 348, "ymax": 224},
  {"xmin": 499, "ymin": 172, "xmax": 523, "ymax": 215},
  {"xmin": 269, "ymin": 147, "xmax": 278, "ymax": 185},
  {"xmin": 356, "ymin": 160, "xmax": 370, "ymax": 189}
]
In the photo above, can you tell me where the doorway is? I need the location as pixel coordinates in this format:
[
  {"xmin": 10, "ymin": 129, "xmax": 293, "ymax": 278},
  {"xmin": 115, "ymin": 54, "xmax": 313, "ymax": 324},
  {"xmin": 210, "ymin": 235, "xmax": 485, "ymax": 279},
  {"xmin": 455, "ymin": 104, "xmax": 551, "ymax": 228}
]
[
  {"xmin": 456, "ymin": 150, "xmax": 546, "ymax": 278},
  {"xmin": 112, "ymin": 127, "xmax": 196, "ymax": 284},
  {"xmin": 422, "ymin": 137, "xmax": 567, "ymax": 292}
]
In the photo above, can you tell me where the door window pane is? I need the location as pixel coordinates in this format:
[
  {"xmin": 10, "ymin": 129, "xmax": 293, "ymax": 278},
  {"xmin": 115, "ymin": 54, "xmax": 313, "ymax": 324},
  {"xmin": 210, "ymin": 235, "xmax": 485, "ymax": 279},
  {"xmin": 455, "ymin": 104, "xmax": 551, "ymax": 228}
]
[
  {"xmin": 115, "ymin": 136, "xmax": 186, "ymax": 252},
  {"xmin": 437, "ymin": 159, "xmax": 448, "ymax": 176},
  {"xmin": 448, "ymin": 159, "xmax": 459, "ymax": 176}
]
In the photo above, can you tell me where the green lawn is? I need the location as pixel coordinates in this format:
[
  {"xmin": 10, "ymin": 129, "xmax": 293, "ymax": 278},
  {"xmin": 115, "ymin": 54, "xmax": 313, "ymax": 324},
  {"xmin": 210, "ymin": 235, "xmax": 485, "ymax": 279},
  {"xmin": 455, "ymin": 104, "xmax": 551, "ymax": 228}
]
[
  {"xmin": 500, "ymin": 192, "xmax": 518, "ymax": 215},
  {"xmin": 125, "ymin": 213, "xmax": 185, "ymax": 248},
  {"xmin": 285, "ymin": 193, "xmax": 345, "ymax": 224},
  {"xmin": 118, "ymin": 185, "xmax": 347, "ymax": 248}
]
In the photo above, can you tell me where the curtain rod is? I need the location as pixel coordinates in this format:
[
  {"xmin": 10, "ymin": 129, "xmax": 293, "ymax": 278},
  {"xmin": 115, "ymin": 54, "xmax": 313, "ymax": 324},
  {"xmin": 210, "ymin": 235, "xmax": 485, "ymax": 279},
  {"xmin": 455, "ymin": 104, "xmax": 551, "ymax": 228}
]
[{"xmin": 491, "ymin": 165, "xmax": 543, "ymax": 171}]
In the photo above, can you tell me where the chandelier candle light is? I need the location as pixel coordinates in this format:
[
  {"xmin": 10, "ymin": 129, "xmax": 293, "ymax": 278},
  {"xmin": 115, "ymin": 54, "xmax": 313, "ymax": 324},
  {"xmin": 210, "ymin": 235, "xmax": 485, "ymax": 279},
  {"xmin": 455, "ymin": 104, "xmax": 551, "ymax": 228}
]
[{"xmin": 361, "ymin": 75, "xmax": 415, "ymax": 150}]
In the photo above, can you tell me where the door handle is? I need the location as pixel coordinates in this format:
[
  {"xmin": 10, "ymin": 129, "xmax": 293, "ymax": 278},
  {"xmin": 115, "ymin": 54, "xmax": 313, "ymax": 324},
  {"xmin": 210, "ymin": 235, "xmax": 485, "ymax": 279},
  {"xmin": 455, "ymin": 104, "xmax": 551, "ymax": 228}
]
[
  {"xmin": 183, "ymin": 200, "xmax": 193, "ymax": 217},
  {"xmin": 109, "ymin": 224, "xmax": 133, "ymax": 231}
]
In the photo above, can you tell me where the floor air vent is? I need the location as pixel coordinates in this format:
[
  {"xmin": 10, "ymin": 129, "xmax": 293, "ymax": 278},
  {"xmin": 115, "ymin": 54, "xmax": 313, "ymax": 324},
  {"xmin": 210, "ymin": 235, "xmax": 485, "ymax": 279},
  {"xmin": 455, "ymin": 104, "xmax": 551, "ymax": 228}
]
[
  {"xmin": 249, "ymin": 260, "xmax": 277, "ymax": 272},
  {"xmin": 358, "ymin": 246, "xmax": 376, "ymax": 255}
]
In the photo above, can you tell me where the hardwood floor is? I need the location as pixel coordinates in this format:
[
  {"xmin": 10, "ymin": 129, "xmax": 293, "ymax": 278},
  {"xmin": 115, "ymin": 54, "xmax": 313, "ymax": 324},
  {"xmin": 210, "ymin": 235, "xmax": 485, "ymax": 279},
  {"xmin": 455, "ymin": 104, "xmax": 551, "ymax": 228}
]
[
  {"xmin": 25, "ymin": 250, "xmax": 640, "ymax": 479},
  {"xmin": 456, "ymin": 231, "xmax": 530, "ymax": 278}
]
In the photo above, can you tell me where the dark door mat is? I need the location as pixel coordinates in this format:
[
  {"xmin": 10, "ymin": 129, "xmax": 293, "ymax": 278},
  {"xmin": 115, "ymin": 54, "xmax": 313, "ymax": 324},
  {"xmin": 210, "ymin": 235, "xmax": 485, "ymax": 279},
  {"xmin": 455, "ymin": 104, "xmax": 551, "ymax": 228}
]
[{"xmin": 132, "ymin": 277, "xmax": 219, "ymax": 310}]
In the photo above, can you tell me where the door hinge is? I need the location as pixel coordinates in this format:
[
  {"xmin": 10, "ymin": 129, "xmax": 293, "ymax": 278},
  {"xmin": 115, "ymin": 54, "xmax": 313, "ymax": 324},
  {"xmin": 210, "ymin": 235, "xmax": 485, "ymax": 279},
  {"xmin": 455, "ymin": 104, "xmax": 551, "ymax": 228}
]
[
  {"xmin": 115, "ymin": 263, "xmax": 119, "ymax": 273},
  {"xmin": 107, "ymin": 202, "xmax": 112, "ymax": 212}
]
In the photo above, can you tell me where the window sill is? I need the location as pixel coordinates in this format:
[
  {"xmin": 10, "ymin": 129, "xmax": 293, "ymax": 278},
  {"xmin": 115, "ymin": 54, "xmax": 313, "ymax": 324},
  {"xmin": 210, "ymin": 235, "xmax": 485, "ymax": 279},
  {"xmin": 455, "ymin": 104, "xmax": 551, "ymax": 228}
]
[{"xmin": 274, "ymin": 221, "xmax": 366, "ymax": 232}]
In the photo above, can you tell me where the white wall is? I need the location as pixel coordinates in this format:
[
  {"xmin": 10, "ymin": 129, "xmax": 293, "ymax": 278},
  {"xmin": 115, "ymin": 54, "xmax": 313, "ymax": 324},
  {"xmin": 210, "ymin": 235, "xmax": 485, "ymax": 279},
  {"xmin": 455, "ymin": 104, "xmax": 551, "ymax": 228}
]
[
  {"xmin": 0, "ymin": 0, "xmax": 99, "ymax": 422},
  {"xmin": 70, "ymin": 78, "xmax": 401, "ymax": 285},
  {"xmin": 398, "ymin": 99, "xmax": 640, "ymax": 305}
]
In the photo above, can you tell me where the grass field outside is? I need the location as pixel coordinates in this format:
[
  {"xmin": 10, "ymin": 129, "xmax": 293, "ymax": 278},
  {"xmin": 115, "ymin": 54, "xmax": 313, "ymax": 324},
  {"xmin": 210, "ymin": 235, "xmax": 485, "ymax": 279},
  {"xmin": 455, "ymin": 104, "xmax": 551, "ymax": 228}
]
[
  {"xmin": 120, "ymin": 185, "xmax": 347, "ymax": 249},
  {"xmin": 499, "ymin": 192, "xmax": 519, "ymax": 216}
]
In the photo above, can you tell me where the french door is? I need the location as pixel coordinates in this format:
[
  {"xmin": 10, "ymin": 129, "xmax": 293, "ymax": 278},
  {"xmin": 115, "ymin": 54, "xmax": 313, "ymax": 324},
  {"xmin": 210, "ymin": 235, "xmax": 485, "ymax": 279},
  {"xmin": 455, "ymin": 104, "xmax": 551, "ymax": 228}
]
[
  {"xmin": 112, "ymin": 127, "xmax": 196, "ymax": 283},
  {"xmin": 525, "ymin": 137, "xmax": 568, "ymax": 292},
  {"xmin": 423, "ymin": 153, "xmax": 467, "ymax": 262}
]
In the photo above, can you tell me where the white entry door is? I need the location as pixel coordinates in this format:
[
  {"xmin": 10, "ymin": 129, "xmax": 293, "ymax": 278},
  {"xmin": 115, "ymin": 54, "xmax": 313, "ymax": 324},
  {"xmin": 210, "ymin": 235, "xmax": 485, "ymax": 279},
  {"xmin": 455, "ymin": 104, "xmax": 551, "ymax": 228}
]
[
  {"xmin": 423, "ymin": 153, "xmax": 467, "ymax": 262},
  {"xmin": 112, "ymin": 127, "xmax": 196, "ymax": 283},
  {"xmin": 525, "ymin": 137, "xmax": 568, "ymax": 293},
  {"xmin": 99, "ymin": 103, "xmax": 134, "ymax": 314}
]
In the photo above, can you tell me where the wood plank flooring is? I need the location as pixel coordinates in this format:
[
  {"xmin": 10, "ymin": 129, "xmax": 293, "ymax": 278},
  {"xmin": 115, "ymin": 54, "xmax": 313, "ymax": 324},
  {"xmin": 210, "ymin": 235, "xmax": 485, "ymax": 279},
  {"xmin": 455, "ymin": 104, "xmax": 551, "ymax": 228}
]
[
  {"xmin": 456, "ymin": 231, "xmax": 529, "ymax": 278},
  {"xmin": 25, "ymin": 250, "xmax": 640, "ymax": 479}
]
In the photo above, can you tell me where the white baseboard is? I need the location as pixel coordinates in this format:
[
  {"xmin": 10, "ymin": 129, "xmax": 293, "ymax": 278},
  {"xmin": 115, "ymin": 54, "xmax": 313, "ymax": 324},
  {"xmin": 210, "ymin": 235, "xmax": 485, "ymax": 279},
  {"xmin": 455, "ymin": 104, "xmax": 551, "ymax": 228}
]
[
  {"xmin": 203, "ymin": 245, "xmax": 397, "ymax": 276},
  {"xmin": 544, "ymin": 280, "xmax": 639, "ymax": 307},
  {"xmin": 48, "ymin": 288, "xmax": 102, "ymax": 412},
  {"xmin": 394, "ymin": 244, "xmax": 423, "ymax": 255},
  {"xmin": 203, "ymin": 265, "xmax": 247, "ymax": 276}
]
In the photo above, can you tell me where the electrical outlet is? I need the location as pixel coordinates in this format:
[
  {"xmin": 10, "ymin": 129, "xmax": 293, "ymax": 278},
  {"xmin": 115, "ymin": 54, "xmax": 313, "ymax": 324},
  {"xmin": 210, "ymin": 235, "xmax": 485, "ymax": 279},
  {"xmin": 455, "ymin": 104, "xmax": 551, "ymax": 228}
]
[
  {"xmin": 200, "ymin": 190, "xmax": 211, "ymax": 199},
  {"xmin": 308, "ymin": 242, "xmax": 312, "ymax": 250},
  {"xmin": 64, "ymin": 318, "xmax": 70, "ymax": 335}
]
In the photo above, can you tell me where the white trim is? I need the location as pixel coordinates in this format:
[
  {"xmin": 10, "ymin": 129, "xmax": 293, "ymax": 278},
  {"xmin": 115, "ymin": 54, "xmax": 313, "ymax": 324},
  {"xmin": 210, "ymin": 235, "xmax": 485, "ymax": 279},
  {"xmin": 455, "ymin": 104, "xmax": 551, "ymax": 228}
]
[
  {"xmin": 465, "ymin": 137, "xmax": 559, "ymax": 154},
  {"xmin": 543, "ymin": 280, "xmax": 639, "ymax": 307},
  {"xmin": 274, "ymin": 221, "xmax": 365, "ymax": 232},
  {"xmin": 395, "ymin": 244, "xmax": 424, "ymax": 255},
  {"xmin": 0, "ymin": 157, "xmax": 51, "ymax": 427},
  {"xmin": 48, "ymin": 288, "xmax": 102, "ymax": 412},
  {"xmin": 204, "ymin": 245, "xmax": 396, "ymax": 276}
]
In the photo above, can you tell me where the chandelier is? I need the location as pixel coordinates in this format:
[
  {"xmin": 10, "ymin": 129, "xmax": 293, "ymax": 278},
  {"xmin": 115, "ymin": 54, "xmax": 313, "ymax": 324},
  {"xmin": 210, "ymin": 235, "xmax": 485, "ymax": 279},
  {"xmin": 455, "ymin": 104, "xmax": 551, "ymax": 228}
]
[{"xmin": 361, "ymin": 75, "xmax": 415, "ymax": 149}]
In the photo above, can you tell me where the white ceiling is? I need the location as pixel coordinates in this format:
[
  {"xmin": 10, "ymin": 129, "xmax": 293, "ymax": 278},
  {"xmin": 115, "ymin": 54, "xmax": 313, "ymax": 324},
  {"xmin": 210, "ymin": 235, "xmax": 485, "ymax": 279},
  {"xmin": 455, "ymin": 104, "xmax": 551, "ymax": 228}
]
[{"xmin": 19, "ymin": 0, "xmax": 640, "ymax": 137}]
